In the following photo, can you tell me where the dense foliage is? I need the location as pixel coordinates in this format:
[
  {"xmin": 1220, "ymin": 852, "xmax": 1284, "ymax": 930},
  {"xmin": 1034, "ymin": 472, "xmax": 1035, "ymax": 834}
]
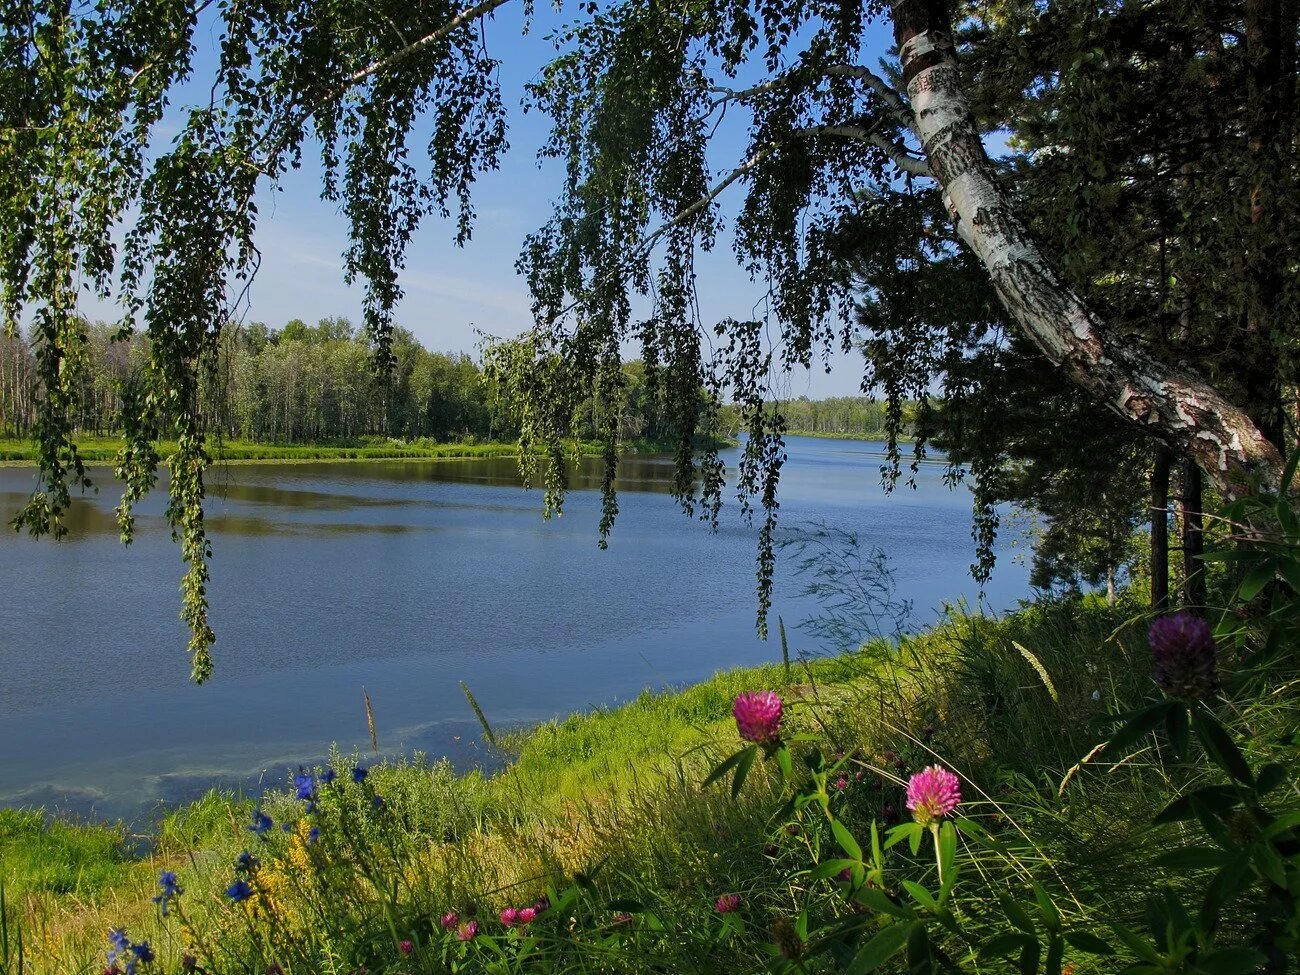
[{"xmin": 1, "ymin": 318, "xmax": 496, "ymax": 443}]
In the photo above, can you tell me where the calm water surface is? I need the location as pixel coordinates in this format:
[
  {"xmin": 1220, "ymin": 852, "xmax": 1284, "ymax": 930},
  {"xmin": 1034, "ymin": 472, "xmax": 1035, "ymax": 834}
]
[{"xmin": 0, "ymin": 437, "xmax": 1029, "ymax": 819}]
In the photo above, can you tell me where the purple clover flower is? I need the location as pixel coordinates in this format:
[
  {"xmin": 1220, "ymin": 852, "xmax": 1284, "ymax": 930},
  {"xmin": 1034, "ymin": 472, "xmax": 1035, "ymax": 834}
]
[
  {"xmin": 714, "ymin": 893, "xmax": 741, "ymax": 913},
  {"xmin": 1149, "ymin": 612, "xmax": 1219, "ymax": 700},
  {"xmin": 732, "ymin": 691, "xmax": 783, "ymax": 746},
  {"xmin": 905, "ymin": 765, "xmax": 962, "ymax": 827}
]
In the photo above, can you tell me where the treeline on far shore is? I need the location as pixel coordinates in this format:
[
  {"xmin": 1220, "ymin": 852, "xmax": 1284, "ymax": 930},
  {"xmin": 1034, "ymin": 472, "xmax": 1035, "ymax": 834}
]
[{"xmin": 0, "ymin": 316, "xmax": 913, "ymax": 448}]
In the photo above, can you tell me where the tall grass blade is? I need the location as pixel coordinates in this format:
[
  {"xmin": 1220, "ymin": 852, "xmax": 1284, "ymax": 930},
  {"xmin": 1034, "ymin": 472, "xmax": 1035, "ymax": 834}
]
[
  {"xmin": 1014, "ymin": 641, "xmax": 1059, "ymax": 702},
  {"xmin": 362, "ymin": 687, "xmax": 379, "ymax": 754},
  {"xmin": 460, "ymin": 680, "xmax": 497, "ymax": 748},
  {"xmin": 779, "ymin": 615, "xmax": 791, "ymax": 681}
]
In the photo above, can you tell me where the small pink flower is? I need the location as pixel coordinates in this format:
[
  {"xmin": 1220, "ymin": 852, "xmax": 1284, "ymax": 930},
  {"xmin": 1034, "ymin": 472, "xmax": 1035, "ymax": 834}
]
[
  {"xmin": 398, "ymin": 940, "xmax": 413, "ymax": 956},
  {"xmin": 834, "ymin": 776, "xmax": 849, "ymax": 791},
  {"xmin": 905, "ymin": 765, "xmax": 962, "ymax": 826},
  {"xmin": 732, "ymin": 692, "xmax": 783, "ymax": 746},
  {"xmin": 517, "ymin": 907, "xmax": 537, "ymax": 924},
  {"xmin": 533, "ymin": 895, "xmax": 550, "ymax": 914},
  {"xmin": 714, "ymin": 893, "xmax": 741, "ymax": 913},
  {"xmin": 500, "ymin": 907, "xmax": 518, "ymax": 927},
  {"xmin": 613, "ymin": 911, "xmax": 633, "ymax": 925},
  {"xmin": 440, "ymin": 911, "xmax": 458, "ymax": 929},
  {"xmin": 457, "ymin": 920, "xmax": 479, "ymax": 941}
]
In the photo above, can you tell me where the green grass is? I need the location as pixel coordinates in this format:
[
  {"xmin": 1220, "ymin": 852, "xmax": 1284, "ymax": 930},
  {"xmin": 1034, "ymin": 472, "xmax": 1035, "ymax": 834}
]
[
  {"xmin": 1, "ymin": 596, "xmax": 1293, "ymax": 974},
  {"xmin": 0, "ymin": 434, "xmax": 730, "ymax": 465},
  {"xmin": 0, "ymin": 811, "xmax": 133, "ymax": 899}
]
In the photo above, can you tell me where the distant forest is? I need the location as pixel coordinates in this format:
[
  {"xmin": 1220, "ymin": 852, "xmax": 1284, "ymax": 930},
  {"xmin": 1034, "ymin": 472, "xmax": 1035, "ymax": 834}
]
[{"xmin": 0, "ymin": 317, "xmax": 909, "ymax": 444}]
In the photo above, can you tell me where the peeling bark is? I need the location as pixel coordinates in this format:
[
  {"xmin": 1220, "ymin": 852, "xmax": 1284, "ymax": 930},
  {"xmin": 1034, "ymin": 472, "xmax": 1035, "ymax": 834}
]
[{"xmin": 889, "ymin": 0, "xmax": 1286, "ymax": 498}]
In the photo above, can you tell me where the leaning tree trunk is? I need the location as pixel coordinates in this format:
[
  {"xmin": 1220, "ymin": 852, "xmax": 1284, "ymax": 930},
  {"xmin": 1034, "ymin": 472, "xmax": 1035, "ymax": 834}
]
[{"xmin": 889, "ymin": 0, "xmax": 1285, "ymax": 499}]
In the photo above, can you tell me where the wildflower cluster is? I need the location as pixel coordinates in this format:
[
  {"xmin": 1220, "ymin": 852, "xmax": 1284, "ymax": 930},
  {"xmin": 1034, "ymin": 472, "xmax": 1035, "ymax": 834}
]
[{"xmin": 105, "ymin": 929, "xmax": 153, "ymax": 975}]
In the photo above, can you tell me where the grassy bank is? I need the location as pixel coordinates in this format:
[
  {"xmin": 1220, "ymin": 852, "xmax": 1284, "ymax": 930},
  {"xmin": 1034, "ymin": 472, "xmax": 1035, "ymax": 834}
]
[
  {"xmin": 0, "ymin": 435, "xmax": 720, "ymax": 466},
  {"xmin": 6, "ymin": 595, "xmax": 1291, "ymax": 974}
]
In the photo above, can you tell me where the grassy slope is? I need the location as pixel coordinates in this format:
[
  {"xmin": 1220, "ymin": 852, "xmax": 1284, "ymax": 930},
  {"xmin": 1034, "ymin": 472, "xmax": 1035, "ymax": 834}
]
[{"xmin": 3, "ymin": 597, "xmax": 1290, "ymax": 973}]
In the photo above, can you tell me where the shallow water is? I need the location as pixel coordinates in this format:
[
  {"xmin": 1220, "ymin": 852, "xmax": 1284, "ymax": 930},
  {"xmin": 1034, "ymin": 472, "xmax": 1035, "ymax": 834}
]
[{"xmin": 0, "ymin": 437, "xmax": 1029, "ymax": 819}]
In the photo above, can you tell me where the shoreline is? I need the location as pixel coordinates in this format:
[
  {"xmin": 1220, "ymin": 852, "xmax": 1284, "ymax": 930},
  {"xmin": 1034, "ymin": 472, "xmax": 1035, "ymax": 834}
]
[{"xmin": 0, "ymin": 436, "xmax": 733, "ymax": 469}]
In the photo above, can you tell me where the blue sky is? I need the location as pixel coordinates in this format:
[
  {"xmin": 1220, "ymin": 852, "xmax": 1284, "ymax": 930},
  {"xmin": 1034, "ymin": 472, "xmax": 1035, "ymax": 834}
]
[{"xmin": 82, "ymin": 3, "xmax": 903, "ymax": 398}]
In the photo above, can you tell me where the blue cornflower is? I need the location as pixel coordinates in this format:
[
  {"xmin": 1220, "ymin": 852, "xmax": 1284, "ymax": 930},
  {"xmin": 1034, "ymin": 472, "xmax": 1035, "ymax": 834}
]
[
  {"xmin": 307, "ymin": 826, "xmax": 320, "ymax": 845},
  {"xmin": 281, "ymin": 822, "xmax": 293, "ymax": 832},
  {"xmin": 235, "ymin": 850, "xmax": 257, "ymax": 872},
  {"xmin": 371, "ymin": 794, "xmax": 384, "ymax": 810},
  {"xmin": 352, "ymin": 765, "xmax": 368, "ymax": 784},
  {"xmin": 151, "ymin": 871, "xmax": 182, "ymax": 916},
  {"xmin": 320, "ymin": 767, "xmax": 337, "ymax": 785},
  {"xmin": 293, "ymin": 768, "xmax": 316, "ymax": 802},
  {"xmin": 131, "ymin": 942, "xmax": 155, "ymax": 963},
  {"xmin": 107, "ymin": 927, "xmax": 131, "ymax": 966},
  {"xmin": 248, "ymin": 809, "xmax": 273, "ymax": 840},
  {"xmin": 226, "ymin": 878, "xmax": 254, "ymax": 903}
]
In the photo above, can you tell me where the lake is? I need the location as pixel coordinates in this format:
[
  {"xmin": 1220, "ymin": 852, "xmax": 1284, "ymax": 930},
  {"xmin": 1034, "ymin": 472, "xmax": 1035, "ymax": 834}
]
[{"xmin": 0, "ymin": 437, "xmax": 1029, "ymax": 820}]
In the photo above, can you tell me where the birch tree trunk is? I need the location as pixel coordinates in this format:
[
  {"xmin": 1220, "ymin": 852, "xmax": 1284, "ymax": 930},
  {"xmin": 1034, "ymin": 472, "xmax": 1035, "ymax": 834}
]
[{"xmin": 889, "ymin": 0, "xmax": 1286, "ymax": 498}]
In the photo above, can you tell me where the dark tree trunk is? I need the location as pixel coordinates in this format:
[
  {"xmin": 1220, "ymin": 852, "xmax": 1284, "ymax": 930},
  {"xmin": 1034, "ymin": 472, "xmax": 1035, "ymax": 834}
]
[
  {"xmin": 1181, "ymin": 461, "xmax": 1207, "ymax": 614},
  {"xmin": 1151, "ymin": 447, "xmax": 1171, "ymax": 611},
  {"xmin": 1242, "ymin": 0, "xmax": 1297, "ymax": 452},
  {"xmin": 888, "ymin": 0, "xmax": 1285, "ymax": 498}
]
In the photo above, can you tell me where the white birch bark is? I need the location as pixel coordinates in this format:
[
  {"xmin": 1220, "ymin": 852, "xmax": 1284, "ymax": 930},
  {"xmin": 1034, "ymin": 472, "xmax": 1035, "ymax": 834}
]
[{"xmin": 890, "ymin": 0, "xmax": 1285, "ymax": 497}]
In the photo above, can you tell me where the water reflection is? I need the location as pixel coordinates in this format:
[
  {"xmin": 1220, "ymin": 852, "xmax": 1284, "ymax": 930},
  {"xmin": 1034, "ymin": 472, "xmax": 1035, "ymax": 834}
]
[{"xmin": 0, "ymin": 437, "xmax": 1022, "ymax": 821}]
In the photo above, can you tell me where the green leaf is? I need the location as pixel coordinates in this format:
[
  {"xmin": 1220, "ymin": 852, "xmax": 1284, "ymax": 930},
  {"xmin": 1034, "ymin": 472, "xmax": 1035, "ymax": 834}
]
[
  {"xmin": 1154, "ymin": 785, "xmax": 1241, "ymax": 824},
  {"xmin": 1254, "ymin": 763, "xmax": 1288, "ymax": 796},
  {"xmin": 855, "ymin": 887, "xmax": 914, "ymax": 920},
  {"xmin": 1199, "ymin": 859, "xmax": 1251, "ymax": 930},
  {"xmin": 1110, "ymin": 923, "xmax": 1162, "ymax": 964},
  {"xmin": 979, "ymin": 932, "xmax": 1036, "ymax": 961},
  {"xmin": 810, "ymin": 858, "xmax": 858, "ymax": 882},
  {"xmin": 1107, "ymin": 702, "xmax": 1172, "ymax": 754},
  {"xmin": 846, "ymin": 922, "xmax": 911, "ymax": 975},
  {"xmin": 1018, "ymin": 938, "xmax": 1040, "ymax": 975},
  {"xmin": 731, "ymin": 745, "xmax": 758, "ymax": 799},
  {"xmin": 1191, "ymin": 710, "xmax": 1253, "ymax": 785},
  {"xmin": 1032, "ymin": 883, "xmax": 1061, "ymax": 933},
  {"xmin": 1238, "ymin": 561, "xmax": 1277, "ymax": 601},
  {"xmin": 776, "ymin": 745, "xmax": 793, "ymax": 782},
  {"xmin": 901, "ymin": 880, "xmax": 940, "ymax": 914},
  {"xmin": 1165, "ymin": 704, "xmax": 1190, "ymax": 760},
  {"xmin": 885, "ymin": 822, "xmax": 922, "ymax": 850},
  {"xmin": 1251, "ymin": 842, "xmax": 1287, "ymax": 887},
  {"xmin": 1044, "ymin": 936, "xmax": 1064, "ymax": 975},
  {"xmin": 997, "ymin": 892, "xmax": 1037, "ymax": 935},
  {"xmin": 1282, "ymin": 447, "xmax": 1300, "ymax": 495},
  {"xmin": 1260, "ymin": 810, "xmax": 1300, "ymax": 839},
  {"xmin": 937, "ymin": 822, "xmax": 957, "ymax": 890},
  {"xmin": 702, "ymin": 746, "xmax": 755, "ymax": 791},
  {"xmin": 1064, "ymin": 930, "xmax": 1114, "ymax": 955},
  {"xmin": 833, "ymin": 818, "xmax": 863, "ymax": 861},
  {"xmin": 907, "ymin": 923, "xmax": 934, "ymax": 975}
]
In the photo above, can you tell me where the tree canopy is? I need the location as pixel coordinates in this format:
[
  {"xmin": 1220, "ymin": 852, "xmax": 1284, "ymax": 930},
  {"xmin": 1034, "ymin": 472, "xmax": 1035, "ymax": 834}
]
[{"xmin": 3, "ymin": 0, "xmax": 1295, "ymax": 679}]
